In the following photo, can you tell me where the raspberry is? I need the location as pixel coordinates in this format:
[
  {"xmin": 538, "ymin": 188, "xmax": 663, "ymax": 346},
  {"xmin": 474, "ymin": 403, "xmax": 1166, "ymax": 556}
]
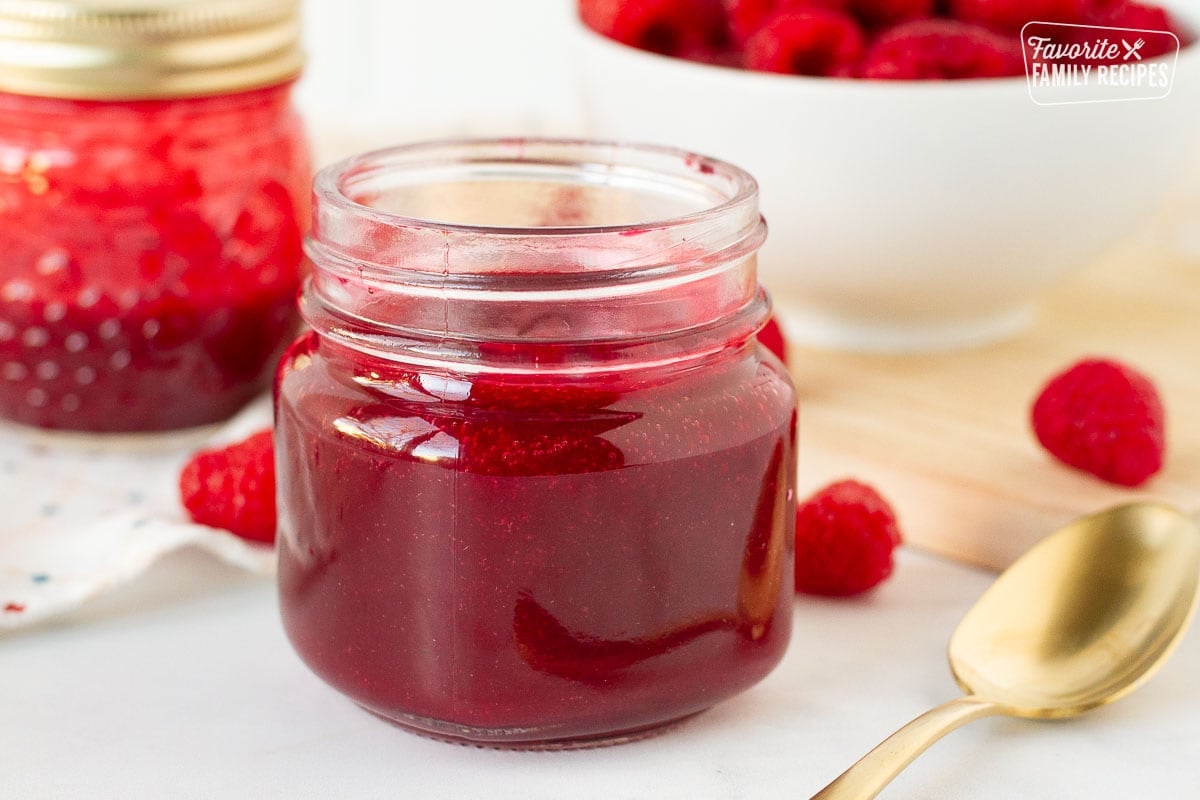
[
  {"xmin": 947, "ymin": 0, "xmax": 1098, "ymax": 34},
  {"xmin": 1030, "ymin": 358, "xmax": 1165, "ymax": 487},
  {"xmin": 861, "ymin": 19, "xmax": 1024, "ymax": 79},
  {"xmin": 1096, "ymin": 2, "xmax": 1192, "ymax": 59},
  {"xmin": 743, "ymin": 10, "xmax": 866, "ymax": 76},
  {"xmin": 848, "ymin": 0, "xmax": 933, "ymax": 29},
  {"xmin": 794, "ymin": 480, "xmax": 902, "ymax": 596},
  {"xmin": 179, "ymin": 429, "xmax": 278, "ymax": 543},
  {"xmin": 757, "ymin": 314, "xmax": 789, "ymax": 365},
  {"xmin": 1106, "ymin": 1, "xmax": 1191, "ymax": 37},
  {"xmin": 725, "ymin": 0, "xmax": 850, "ymax": 43},
  {"xmin": 579, "ymin": 0, "xmax": 731, "ymax": 56},
  {"xmin": 727, "ymin": 0, "xmax": 782, "ymax": 42}
]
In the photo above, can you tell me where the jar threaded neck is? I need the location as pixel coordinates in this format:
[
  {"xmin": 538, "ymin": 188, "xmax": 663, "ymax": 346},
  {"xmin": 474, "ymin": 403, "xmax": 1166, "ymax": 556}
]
[{"xmin": 304, "ymin": 139, "xmax": 770, "ymax": 374}]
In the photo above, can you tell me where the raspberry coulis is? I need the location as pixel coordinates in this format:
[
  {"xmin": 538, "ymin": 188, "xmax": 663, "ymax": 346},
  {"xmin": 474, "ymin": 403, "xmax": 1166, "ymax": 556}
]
[
  {"xmin": 0, "ymin": 86, "xmax": 308, "ymax": 431},
  {"xmin": 275, "ymin": 333, "xmax": 796, "ymax": 745}
]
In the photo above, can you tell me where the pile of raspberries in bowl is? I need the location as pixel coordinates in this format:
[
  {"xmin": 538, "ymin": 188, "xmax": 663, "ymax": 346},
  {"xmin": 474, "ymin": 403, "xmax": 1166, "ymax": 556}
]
[
  {"xmin": 574, "ymin": 0, "xmax": 1200, "ymax": 351},
  {"xmin": 578, "ymin": 0, "xmax": 1194, "ymax": 79}
]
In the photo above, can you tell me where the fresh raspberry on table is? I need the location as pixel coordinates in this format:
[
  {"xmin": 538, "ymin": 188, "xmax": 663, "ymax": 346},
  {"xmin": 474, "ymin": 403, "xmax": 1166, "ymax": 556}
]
[
  {"xmin": 757, "ymin": 314, "xmax": 789, "ymax": 365},
  {"xmin": 861, "ymin": 19, "xmax": 1024, "ymax": 79},
  {"xmin": 579, "ymin": 0, "xmax": 731, "ymax": 56},
  {"xmin": 743, "ymin": 10, "xmax": 866, "ymax": 76},
  {"xmin": 179, "ymin": 429, "xmax": 277, "ymax": 543},
  {"xmin": 794, "ymin": 480, "xmax": 902, "ymax": 597},
  {"xmin": 947, "ymin": 0, "xmax": 1097, "ymax": 35},
  {"xmin": 1031, "ymin": 358, "xmax": 1165, "ymax": 487}
]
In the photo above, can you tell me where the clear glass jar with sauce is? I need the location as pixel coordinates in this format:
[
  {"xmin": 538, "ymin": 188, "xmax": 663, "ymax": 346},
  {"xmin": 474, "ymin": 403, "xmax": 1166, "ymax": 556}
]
[{"xmin": 276, "ymin": 139, "xmax": 797, "ymax": 748}]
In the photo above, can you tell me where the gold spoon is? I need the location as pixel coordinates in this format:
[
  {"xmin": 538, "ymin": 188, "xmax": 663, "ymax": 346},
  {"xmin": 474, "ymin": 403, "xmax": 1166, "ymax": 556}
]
[{"xmin": 811, "ymin": 501, "xmax": 1200, "ymax": 800}]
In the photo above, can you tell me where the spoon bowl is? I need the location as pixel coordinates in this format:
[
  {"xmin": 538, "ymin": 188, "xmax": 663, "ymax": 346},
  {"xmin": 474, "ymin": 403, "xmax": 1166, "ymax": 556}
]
[
  {"xmin": 812, "ymin": 501, "xmax": 1200, "ymax": 800},
  {"xmin": 950, "ymin": 502, "xmax": 1200, "ymax": 718}
]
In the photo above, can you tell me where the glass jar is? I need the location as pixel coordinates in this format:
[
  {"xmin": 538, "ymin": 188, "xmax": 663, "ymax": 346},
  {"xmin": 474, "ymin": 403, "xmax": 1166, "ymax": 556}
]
[
  {"xmin": 0, "ymin": 0, "xmax": 309, "ymax": 431},
  {"xmin": 276, "ymin": 139, "xmax": 797, "ymax": 748}
]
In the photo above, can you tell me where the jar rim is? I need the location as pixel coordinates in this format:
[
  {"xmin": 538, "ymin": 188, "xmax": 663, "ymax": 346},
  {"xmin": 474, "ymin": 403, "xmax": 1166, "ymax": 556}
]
[{"xmin": 312, "ymin": 137, "xmax": 760, "ymax": 239}]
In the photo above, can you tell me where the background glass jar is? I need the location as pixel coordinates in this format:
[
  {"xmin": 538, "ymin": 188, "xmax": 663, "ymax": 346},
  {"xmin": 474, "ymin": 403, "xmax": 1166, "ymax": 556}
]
[
  {"xmin": 0, "ymin": 0, "xmax": 309, "ymax": 431},
  {"xmin": 276, "ymin": 139, "xmax": 797, "ymax": 748}
]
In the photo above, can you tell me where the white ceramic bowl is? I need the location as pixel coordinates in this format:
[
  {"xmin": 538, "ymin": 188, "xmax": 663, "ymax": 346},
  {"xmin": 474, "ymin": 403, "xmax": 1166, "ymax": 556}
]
[{"xmin": 575, "ymin": 10, "xmax": 1200, "ymax": 351}]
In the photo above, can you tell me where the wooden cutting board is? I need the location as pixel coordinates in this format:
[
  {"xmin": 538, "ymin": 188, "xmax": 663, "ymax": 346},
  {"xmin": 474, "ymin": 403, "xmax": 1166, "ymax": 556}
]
[{"xmin": 785, "ymin": 214, "xmax": 1200, "ymax": 571}]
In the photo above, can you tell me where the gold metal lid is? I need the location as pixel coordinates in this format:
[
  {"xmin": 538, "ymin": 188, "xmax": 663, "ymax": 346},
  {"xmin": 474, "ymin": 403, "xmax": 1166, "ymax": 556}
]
[{"xmin": 0, "ymin": 0, "xmax": 303, "ymax": 99}]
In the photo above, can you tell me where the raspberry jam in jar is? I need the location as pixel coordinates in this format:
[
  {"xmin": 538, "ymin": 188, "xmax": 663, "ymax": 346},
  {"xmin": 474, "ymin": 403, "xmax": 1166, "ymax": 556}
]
[
  {"xmin": 0, "ymin": 0, "xmax": 309, "ymax": 431},
  {"xmin": 276, "ymin": 140, "xmax": 797, "ymax": 748}
]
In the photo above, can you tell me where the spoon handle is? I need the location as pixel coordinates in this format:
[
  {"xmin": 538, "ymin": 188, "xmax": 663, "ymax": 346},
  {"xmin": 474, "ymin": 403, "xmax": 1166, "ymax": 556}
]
[{"xmin": 809, "ymin": 695, "xmax": 1003, "ymax": 800}]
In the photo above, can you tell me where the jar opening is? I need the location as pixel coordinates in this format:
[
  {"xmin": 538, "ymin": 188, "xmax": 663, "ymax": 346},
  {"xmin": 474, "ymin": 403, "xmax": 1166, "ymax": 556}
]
[
  {"xmin": 310, "ymin": 139, "xmax": 762, "ymax": 274},
  {"xmin": 334, "ymin": 141, "xmax": 750, "ymax": 232}
]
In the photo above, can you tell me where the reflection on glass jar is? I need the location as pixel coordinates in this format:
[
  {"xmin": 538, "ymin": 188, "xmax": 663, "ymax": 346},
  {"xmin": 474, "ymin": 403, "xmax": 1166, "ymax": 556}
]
[
  {"xmin": 0, "ymin": 0, "xmax": 310, "ymax": 431},
  {"xmin": 276, "ymin": 139, "xmax": 797, "ymax": 748}
]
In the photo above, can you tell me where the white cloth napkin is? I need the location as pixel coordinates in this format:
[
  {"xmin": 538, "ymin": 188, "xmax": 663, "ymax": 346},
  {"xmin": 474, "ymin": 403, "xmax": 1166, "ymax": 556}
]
[{"xmin": 0, "ymin": 398, "xmax": 275, "ymax": 630}]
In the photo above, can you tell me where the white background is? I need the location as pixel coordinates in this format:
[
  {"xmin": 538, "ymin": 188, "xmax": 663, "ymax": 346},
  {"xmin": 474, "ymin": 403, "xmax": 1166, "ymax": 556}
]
[{"xmin": 297, "ymin": 0, "xmax": 582, "ymax": 160}]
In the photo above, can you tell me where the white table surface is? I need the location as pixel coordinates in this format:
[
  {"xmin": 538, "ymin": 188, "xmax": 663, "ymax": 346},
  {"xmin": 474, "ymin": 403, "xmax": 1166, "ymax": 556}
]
[{"xmin": 3, "ymin": 546, "xmax": 1197, "ymax": 799}]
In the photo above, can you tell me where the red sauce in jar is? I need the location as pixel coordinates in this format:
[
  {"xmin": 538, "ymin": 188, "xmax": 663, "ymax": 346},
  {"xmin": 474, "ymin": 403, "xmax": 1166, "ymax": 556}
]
[
  {"xmin": 0, "ymin": 85, "xmax": 308, "ymax": 431},
  {"xmin": 276, "ymin": 333, "xmax": 795, "ymax": 745}
]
